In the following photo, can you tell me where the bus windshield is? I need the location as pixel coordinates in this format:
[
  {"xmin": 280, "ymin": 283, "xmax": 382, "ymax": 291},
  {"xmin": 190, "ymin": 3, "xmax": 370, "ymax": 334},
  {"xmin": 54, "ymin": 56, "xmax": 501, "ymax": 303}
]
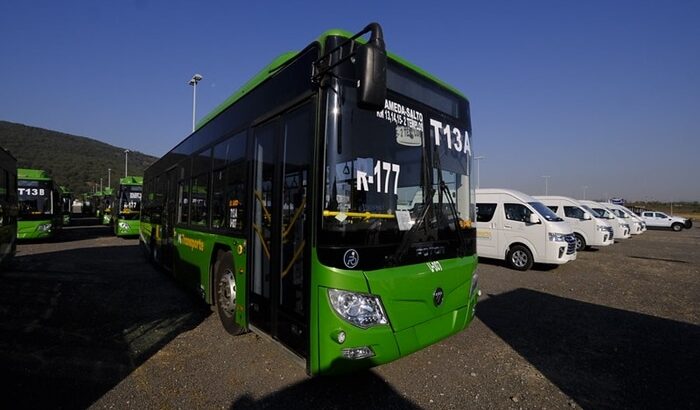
[
  {"xmin": 320, "ymin": 83, "xmax": 473, "ymax": 269},
  {"xmin": 18, "ymin": 180, "xmax": 53, "ymax": 217},
  {"xmin": 118, "ymin": 185, "xmax": 142, "ymax": 214}
]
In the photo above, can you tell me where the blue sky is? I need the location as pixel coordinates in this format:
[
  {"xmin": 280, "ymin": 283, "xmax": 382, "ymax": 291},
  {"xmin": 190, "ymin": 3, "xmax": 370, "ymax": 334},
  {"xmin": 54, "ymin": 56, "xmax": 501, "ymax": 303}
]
[{"xmin": 2, "ymin": 1, "xmax": 698, "ymax": 201}]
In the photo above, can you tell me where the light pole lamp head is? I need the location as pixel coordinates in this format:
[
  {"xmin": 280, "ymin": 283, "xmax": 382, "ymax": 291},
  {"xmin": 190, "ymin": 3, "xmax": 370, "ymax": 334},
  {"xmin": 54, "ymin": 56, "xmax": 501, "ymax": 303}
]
[{"xmin": 189, "ymin": 74, "xmax": 203, "ymax": 85}]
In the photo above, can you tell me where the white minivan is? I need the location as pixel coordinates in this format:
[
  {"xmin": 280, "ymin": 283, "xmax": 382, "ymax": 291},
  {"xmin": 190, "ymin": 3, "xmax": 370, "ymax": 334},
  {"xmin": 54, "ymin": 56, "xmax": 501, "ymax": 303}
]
[
  {"xmin": 604, "ymin": 203, "xmax": 644, "ymax": 235},
  {"xmin": 579, "ymin": 200, "xmax": 631, "ymax": 240},
  {"xmin": 535, "ymin": 196, "xmax": 614, "ymax": 251},
  {"xmin": 476, "ymin": 189, "xmax": 577, "ymax": 271},
  {"xmin": 615, "ymin": 204, "xmax": 647, "ymax": 233}
]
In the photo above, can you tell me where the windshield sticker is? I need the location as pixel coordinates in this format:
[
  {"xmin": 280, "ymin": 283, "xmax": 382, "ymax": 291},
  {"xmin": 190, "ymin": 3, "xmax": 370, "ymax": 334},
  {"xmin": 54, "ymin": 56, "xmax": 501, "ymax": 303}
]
[
  {"xmin": 377, "ymin": 99, "xmax": 424, "ymax": 146},
  {"xmin": 335, "ymin": 212, "xmax": 348, "ymax": 222},
  {"xmin": 395, "ymin": 209, "xmax": 412, "ymax": 231},
  {"xmin": 356, "ymin": 159, "xmax": 400, "ymax": 195},
  {"xmin": 429, "ymin": 118, "xmax": 471, "ymax": 156},
  {"xmin": 395, "ymin": 126, "xmax": 422, "ymax": 147}
]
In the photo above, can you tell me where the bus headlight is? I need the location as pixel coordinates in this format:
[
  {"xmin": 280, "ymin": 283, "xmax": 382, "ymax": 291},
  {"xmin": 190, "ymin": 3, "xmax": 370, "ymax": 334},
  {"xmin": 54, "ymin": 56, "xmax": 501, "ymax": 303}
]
[
  {"xmin": 548, "ymin": 232, "xmax": 566, "ymax": 242},
  {"xmin": 328, "ymin": 289, "xmax": 388, "ymax": 329},
  {"xmin": 119, "ymin": 221, "xmax": 130, "ymax": 230},
  {"xmin": 37, "ymin": 223, "xmax": 52, "ymax": 232},
  {"xmin": 596, "ymin": 225, "xmax": 607, "ymax": 232}
]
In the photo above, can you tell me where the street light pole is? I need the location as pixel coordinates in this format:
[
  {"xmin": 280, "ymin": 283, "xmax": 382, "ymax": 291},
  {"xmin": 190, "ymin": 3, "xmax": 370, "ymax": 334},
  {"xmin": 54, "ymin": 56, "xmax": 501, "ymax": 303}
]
[
  {"xmin": 189, "ymin": 74, "xmax": 203, "ymax": 132},
  {"xmin": 474, "ymin": 156, "xmax": 485, "ymax": 189},
  {"xmin": 124, "ymin": 149, "xmax": 130, "ymax": 178},
  {"xmin": 541, "ymin": 175, "xmax": 550, "ymax": 195},
  {"xmin": 108, "ymin": 168, "xmax": 112, "ymax": 189},
  {"xmin": 582, "ymin": 185, "xmax": 589, "ymax": 200}
]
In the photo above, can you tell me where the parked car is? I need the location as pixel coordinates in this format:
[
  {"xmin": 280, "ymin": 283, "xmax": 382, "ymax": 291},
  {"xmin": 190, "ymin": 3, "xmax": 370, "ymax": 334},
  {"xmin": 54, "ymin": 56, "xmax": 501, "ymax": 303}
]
[{"xmin": 640, "ymin": 211, "xmax": 690, "ymax": 231}]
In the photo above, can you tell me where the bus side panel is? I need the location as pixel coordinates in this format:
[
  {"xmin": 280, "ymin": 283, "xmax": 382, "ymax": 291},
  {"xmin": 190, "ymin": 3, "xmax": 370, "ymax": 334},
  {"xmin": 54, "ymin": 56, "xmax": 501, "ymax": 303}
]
[
  {"xmin": 171, "ymin": 227, "xmax": 248, "ymax": 329},
  {"xmin": 17, "ymin": 219, "xmax": 54, "ymax": 240}
]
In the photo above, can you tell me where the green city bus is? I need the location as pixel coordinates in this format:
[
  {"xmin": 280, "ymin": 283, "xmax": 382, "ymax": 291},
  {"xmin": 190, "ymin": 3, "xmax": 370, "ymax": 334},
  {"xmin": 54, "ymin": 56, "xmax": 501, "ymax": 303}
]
[
  {"xmin": 114, "ymin": 176, "xmax": 143, "ymax": 236},
  {"xmin": 59, "ymin": 186, "xmax": 72, "ymax": 226},
  {"xmin": 0, "ymin": 147, "xmax": 18, "ymax": 265},
  {"xmin": 17, "ymin": 168, "xmax": 62, "ymax": 240},
  {"xmin": 140, "ymin": 23, "xmax": 478, "ymax": 375},
  {"xmin": 96, "ymin": 187, "xmax": 114, "ymax": 225}
]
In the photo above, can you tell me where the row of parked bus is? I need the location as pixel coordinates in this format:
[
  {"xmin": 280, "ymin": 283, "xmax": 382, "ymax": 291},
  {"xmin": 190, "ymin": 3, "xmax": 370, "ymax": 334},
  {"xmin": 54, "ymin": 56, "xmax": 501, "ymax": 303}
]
[
  {"xmin": 0, "ymin": 145, "xmax": 144, "ymax": 268},
  {"xmin": 474, "ymin": 188, "xmax": 691, "ymax": 271}
]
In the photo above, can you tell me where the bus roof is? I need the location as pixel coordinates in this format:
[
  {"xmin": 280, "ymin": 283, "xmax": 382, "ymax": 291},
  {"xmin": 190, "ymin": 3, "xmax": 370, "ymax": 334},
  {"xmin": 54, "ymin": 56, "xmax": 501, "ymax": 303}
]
[
  {"xmin": 119, "ymin": 176, "xmax": 143, "ymax": 185},
  {"xmin": 196, "ymin": 27, "xmax": 467, "ymax": 132},
  {"xmin": 18, "ymin": 168, "xmax": 51, "ymax": 181}
]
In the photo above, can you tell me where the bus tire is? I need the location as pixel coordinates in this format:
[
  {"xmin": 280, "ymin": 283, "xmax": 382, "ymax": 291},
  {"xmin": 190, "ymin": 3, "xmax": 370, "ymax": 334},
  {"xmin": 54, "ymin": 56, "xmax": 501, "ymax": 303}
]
[
  {"xmin": 507, "ymin": 244, "xmax": 533, "ymax": 271},
  {"xmin": 671, "ymin": 223, "xmax": 684, "ymax": 232},
  {"xmin": 574, "ymin": 233, "xmax": 586, "ymax": 252},
  {"xmin": 214, "ymin": 251, "xmax": 245, "ymax": 335}
]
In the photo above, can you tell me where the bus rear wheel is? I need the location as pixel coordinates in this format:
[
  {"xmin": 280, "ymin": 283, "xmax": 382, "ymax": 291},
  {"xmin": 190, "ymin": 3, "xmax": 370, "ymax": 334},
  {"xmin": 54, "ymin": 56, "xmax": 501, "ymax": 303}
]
[
  {"xmin": 507, "ymin": 244, "xmax": 533, "ymax": 271},
  {"xmin": 214, "ymin": 251, "xmax": 245, "ymax": 335}
]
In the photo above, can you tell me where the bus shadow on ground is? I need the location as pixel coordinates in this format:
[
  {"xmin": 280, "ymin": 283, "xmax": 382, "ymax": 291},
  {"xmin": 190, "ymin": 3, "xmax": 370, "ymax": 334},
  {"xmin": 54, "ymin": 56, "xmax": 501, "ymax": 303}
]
[
  {"xmin": 229, "ymin": 371, "xmax": 419, "ymax": 409},
  {"xmin": 476, "ymin": 289, "xmax": 700, "ymax": 409},
  {"xmin": 0, "ymin": 245, "xmax": 210, "ymax": 409}
]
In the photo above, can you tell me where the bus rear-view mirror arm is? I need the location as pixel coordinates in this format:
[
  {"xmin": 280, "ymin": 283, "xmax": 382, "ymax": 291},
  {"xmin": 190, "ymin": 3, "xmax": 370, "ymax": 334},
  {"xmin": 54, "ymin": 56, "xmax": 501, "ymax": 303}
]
[{"xmin": 312, "ymin": 22, "xmax": 387, "ymax": 111}]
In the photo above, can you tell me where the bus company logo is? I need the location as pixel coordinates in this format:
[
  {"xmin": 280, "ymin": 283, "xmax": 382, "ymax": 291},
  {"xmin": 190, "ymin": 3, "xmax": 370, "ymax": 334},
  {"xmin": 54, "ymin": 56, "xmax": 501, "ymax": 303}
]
[
  {"xmin": 433, "ymin": 287, "xmax": 444, "ymax": 306},
  {"xmin": 177, "ymin": 233, "xmax": 205, "ymax": 252},
  {"xmin": 343, "ymin": 249, "xmax": 359, "ymax": 269}
]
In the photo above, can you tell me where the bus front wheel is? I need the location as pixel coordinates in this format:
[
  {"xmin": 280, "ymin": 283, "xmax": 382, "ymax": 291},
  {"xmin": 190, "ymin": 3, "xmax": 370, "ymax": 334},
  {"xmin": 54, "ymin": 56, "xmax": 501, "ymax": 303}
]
[{"xmin": 214, "ymin": 251, "xmax": 245, "ymax": 335}]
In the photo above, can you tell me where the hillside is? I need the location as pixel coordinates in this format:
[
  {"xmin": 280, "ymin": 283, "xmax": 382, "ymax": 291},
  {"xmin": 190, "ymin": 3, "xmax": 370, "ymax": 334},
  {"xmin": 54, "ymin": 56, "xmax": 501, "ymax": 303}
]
[{"xmin": 0, "ymin": 120, "xmax": 157, "ymax": 195}]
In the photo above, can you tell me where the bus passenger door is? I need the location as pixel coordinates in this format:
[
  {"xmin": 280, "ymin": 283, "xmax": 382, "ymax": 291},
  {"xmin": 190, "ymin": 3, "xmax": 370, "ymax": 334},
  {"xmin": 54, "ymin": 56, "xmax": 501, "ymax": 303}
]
[{"xmin": 249, "ymin": 101, "xmax": 314, "ymax": 360}]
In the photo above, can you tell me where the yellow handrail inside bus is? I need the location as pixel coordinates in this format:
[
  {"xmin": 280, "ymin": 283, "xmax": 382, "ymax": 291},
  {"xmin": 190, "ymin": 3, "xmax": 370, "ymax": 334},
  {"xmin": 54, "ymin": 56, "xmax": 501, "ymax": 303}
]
[
  {"xmin": 322, "ymin": 210, "xmax": 396, "ymax": 220},
  {"xmin": 252, "ymin": 223, "xmax": 270, "ymax": 259},
  {"xmin": 283, "ymin": 197, "xmax": 306, "ymax": 239},
  {"xmin": 281, "ymin": 240, "xmax": 306, "ymax": 278},
  {"xmin": 254, "ymin": 191, "xmax": 272, "ymax": 223}
]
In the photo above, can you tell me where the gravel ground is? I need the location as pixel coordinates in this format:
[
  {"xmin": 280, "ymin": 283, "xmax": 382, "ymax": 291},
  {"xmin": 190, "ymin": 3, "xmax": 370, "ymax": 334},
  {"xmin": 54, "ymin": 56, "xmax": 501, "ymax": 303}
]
[{"xmin": 1, "ymin": 219, "xmax": 698, "ymax": 409}]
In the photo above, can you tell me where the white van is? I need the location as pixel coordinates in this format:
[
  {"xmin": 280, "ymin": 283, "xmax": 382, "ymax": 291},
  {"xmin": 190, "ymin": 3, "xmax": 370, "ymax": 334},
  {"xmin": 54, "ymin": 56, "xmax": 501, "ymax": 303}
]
[
  {"xmin": 604, "ymin": 203, "xmax": 644, "ymax": 235},
  {"xmin": 535, "ymin": 196, "xmax": 614, "ymax": 251},
  {"xmin": 579, "ymin": 200, "xmax": 631, "ymax": 240},
  {"xmin": 615, "ymin": 204, "xmax": 647, "ymax": 233},
  {"xmin": 476, "ymin": 189, "xmax": 576, "ymax": 271}
]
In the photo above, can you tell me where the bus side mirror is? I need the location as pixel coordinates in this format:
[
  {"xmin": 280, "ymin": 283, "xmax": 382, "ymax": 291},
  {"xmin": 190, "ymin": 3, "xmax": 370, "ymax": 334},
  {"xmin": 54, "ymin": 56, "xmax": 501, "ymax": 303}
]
[
  {"xmin": 583, "ymin": 213, "xmax": 592, "ymax": 220},
  {"xmin": 356, "ymin": 24, "xmax": 387, "ymax": 111},
  {"xmin": 529, "ymin": 214, "xmax": 541, "ymax": 224}
]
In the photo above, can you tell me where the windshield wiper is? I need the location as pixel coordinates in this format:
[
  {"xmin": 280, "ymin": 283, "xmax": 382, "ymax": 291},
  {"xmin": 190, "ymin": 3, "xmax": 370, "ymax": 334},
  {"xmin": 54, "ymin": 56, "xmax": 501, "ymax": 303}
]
[
  {"xmin": 388, "ymin": 135, "xmax": 435, "ymax": 266},
  {"xmin": 388, "ymin": 187, "xmax": 435, "ymax": 266},
  {"xmin": 439, "ymin": 179, "xmax": 467, "ymax": 256}
]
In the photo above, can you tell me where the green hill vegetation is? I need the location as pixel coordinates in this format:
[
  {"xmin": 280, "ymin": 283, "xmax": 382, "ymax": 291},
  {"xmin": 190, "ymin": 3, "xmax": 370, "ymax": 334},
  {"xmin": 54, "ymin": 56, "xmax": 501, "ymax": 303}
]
[{"xmin": 0, "ymin": 120, "xmax": 157, "ymax": 195}]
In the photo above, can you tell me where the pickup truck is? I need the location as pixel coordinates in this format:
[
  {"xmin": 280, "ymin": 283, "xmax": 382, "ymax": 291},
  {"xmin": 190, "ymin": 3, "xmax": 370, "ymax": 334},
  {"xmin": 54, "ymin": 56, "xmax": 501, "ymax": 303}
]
[{"xmin": 639, "ymin": 211, "xmax": 692, "ymax": 231}]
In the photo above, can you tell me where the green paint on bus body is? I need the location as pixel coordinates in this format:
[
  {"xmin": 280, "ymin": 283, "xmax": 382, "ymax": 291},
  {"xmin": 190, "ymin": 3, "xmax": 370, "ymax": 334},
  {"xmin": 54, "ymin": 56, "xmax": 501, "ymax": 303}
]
[
  {"xmin": 309, "ymin": 252, "xmax": 477, "ymax": 374},
  {"xmin": 170, "ymin": 227, "xmax": 249, "ymax": 329}
]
